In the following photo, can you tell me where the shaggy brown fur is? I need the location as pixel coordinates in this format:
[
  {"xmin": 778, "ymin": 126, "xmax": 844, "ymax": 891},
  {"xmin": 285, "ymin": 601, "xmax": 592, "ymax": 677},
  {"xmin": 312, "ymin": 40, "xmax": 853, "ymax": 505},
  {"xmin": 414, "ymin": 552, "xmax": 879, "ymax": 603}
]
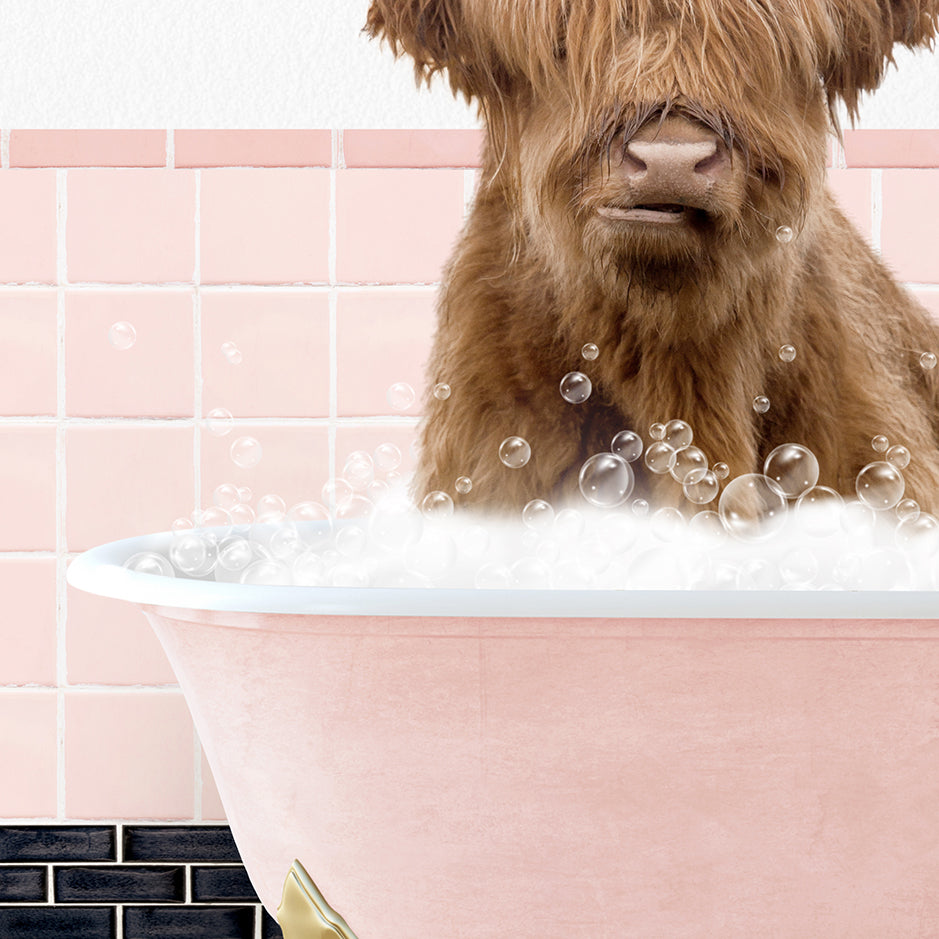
[{"xmin": 366, "ymin": 0, "xmax": 939, "ymax": 514}]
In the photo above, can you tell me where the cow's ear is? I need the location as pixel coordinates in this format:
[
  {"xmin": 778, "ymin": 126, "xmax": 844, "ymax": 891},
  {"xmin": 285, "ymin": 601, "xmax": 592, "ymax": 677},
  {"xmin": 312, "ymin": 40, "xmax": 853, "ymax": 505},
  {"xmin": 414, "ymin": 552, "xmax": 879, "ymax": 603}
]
[{"xmin": 822, "ymin": 0, "xmax": 938, "ymax": 119}]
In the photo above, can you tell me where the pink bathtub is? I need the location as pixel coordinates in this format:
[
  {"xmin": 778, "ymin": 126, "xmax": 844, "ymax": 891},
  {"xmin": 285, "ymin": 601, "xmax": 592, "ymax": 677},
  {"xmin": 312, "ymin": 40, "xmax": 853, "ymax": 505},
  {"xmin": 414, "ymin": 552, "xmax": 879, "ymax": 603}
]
[{"xmin": 68, "ymin": 530, "xmax": 939, "ymax": 937}]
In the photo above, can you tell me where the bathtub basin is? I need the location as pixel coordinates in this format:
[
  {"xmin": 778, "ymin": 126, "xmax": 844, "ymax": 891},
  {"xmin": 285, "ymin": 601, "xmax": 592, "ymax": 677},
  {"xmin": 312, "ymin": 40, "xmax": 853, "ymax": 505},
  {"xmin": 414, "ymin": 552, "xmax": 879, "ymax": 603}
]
[{"xmin": 69, "ymin": 529, "xmax": 939, "ymax": 938}]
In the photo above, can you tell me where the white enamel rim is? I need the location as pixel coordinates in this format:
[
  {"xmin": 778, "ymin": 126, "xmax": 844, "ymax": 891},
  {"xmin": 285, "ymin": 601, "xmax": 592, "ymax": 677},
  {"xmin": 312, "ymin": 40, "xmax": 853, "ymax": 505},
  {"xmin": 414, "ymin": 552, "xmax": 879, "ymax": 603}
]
[{"xmin": 66, "ymin": 530, "xmax": 939, "ymax": 619}]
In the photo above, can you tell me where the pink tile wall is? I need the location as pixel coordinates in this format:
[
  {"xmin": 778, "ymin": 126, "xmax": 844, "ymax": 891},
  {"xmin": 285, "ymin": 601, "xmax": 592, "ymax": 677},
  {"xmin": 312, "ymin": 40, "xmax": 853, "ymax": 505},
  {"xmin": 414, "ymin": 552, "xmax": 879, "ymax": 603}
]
[{"xmin": 0, "ymin": 129, "xmax": 936, "ymax": 826}]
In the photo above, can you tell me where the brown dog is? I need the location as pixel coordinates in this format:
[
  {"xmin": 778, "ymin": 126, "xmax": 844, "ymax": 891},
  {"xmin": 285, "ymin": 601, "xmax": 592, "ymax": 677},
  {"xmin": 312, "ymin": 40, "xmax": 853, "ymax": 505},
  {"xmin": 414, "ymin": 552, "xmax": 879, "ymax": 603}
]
[{"xmin": 366, "ymin": 0, "xmax": 939, "ymax": 515}]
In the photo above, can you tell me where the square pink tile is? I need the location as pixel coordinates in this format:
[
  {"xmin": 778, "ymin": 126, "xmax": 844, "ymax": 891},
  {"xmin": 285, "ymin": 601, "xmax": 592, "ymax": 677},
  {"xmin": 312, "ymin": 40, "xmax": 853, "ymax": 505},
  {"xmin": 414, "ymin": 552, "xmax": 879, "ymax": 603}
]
[
  {"xmin": 0, "ymin": 426, "xmax": 56, "ymax": 551},
  {"xmin": 201, "ymin": 424, "xmax": 329, "ymax": 512},
  {"xmin": 912, "ymin": 289, "xmax": 939, "ymax": 322},
  {"xmin": 336, "ymin": 169, "xmax": 466, "ymax": 284},
  {"xmin": 336, "ymin": 290, "xmax": 435, "ymax": 416},
  {"xmin": 67, "ymin": 169, "xmax": 196, "ymax": 283},
  {"xmin": 843, "ymin": 130, "xmax": 939, "ymax": 168},
  {"xmin": 0, "ymin": 559, "xmax": 57, "ymax": 685},
  {"xmin": 0, "ymin": 171, "xmax": 57, "ymax": 283},
  {"xmin": 343, "ymin": 129, "xmax": 484, "ymax": 167},
  {"xmin": 66, "ymin": 425, "xmax": 194, "ymax": 550},
  {"xmin": 66, "ymin": 580, "xmax": 175, "ymax": 686},
  {"xmin": 826, "ymin": 169, "xmax": 873, "ymax": 242},
  {"xmin": 201, "ymin": 751, "xmax": 227, "ymax": 821},
  {"xmin": 0, "ymin": 692, "xmax": 58, "ymax": 816},
  {"xmin": 199, "ymin": 169, "xmax": 330, "ymax": 284},
  {"xmin": 201, "ymin": 291, "xmax": 329, "ymax": 418},
  {"xmin": 881, "ymin": 169, "xmax": 939, "ymax": 284},
  {"xmin": 66, "ymin": 290, "xmax": 195, "ymax": 417},
  {"xmin": 0, "ymin": 289, "xmax": 58, "ymax": 416},
  {"xmin": 10, "ymin": 130, "xmax": 167, "ymax": 168},
  {"xmin": 175, "ymin": 130, "xmax": 332, "ymax": 168},
  {"xmin": 65, "ymin": 691, "xmax": 195, "ymax": 818}
]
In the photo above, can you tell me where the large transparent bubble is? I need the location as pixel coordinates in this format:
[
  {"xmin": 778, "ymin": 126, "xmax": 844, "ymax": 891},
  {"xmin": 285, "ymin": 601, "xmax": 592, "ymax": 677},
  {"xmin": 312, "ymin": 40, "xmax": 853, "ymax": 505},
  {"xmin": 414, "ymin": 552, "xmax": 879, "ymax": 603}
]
[
  {"xmin": 718, "ymin": 474, "xmax": 788, "ymax": 541},
  {"xmin": 578, "ymin": 453, "xmax": 634, "ymax": 507},
  {"xmin": 763, "ymin": 444, "xmax": 819, "ymax": 499},
  {"xmin": 855, "ymin": 461, "xmax": 905, "ymax": 510}
]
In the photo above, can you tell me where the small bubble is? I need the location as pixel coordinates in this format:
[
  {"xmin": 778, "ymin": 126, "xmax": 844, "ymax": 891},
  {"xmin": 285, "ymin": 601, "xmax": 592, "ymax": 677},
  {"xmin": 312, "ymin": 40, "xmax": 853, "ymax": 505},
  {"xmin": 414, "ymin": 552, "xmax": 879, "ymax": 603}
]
[
  {"xmin": 237, "ymin": 486, "xmax": 253, "ymax": 504},
  {"xmin": 871, "ymin": 434, "xmax": 889, "ymax": 453},
  {"xmin": 644, "ymin": 441, "xmax": 676, "ymax": 474},
  {"xmin": 374, "ymin": 442, "xmax": 402, "ymax": 474},
  {"xmin": 682, "ymin": 468, "xmax": 719, "ymax": 504},
  {"xmin": 499, "ymin": 436, "xmax": 531, "ymax": 468},
  {"xmin": 559, "ymin": 371, "xmax": 592, "ymax": 404},
  {"xmin": 896, "ymin": 498, "xmax": 920, "ymax": 522},
  {"xmin": 256, "ymin": 493, "xmax": 287, "ymax": 519},
  {"xmin": 386, "ymin": 382, "xmax": 416, "ymax": 411},
  {"xmin": 421, "ymin": 490, "xmax": 455, "ymax": 519},
  {"xmin": 795, "ymin": 486, "xmax": 844, "ymax": 536},
  {"xmin": 649, "ymin": 422, "xmax": 666, "ymax": 440},
  {"xmin": 763, "ymin": 443, "xmax": 819, "ymax": 499},
  {"xmin": 217, "ymin": 537, "xmax": 254, "ymax": 573},
  {"xmin": 670, "ymin": 446, "xmax": 707, "ymax": 484},
  {"xmin": 752, "ymin": 395, "xmax": 771, "ymax": 414},
  {"xmin": 778, "ymin": 344, "xmax": 797, "ymax": 362},
  {"xmin": 221, "ymin": 340, "xmax": 243, "ymax": 365},
  {"xmin": 455, "ymin": 475, "xmax": 473, "ymax": 494},
  {"xmin": 343, "ymin": 451, "xmax": 374, "ymax": 491},
  {"xmin": 433, "ymin": 382, "xmax": 452, "ymax": 400},
  {"xmin": 886, "ymin": 444, "xmax": 911, "ymax": 469},
  {"xmin": 108, "ymin": 321, "xmax": 136, "ymax": 350},
  {"xmin": 775, "ymin": 225, "xmax": 794, "ymax": 243},
  {"xmin": 651, "ymin": 507, "xmax": 685, "ymax": 542},
  {"xmin": 896, "ymin": 512, "xmax": 939, "ymax": 554},
  {"xmin": 631, "ymin": 498, "xmax": 650, "ymax": 517},
  {"xmin": 712, "ymin": 462, "xmax": 730, "ymax": 480},
  {"xmin": 581, "ymin": 342, "xmax": 600, "ymax": 361},
  {"xmin": 213, "ymin": 483, "xmax": 240, "ymax": 509},
  {"xmin": 611, "ymin": 430, "xmax": 643, "ymax": 462},
  {"xmin": 169, "ymin": 531, "xmax": 218, "ymax": 576},
  {"xmin": 241, "ymin": 559, "xmax": 291, "ymax": 586},
  {"xmin": 920, "ymin": 352, "xmax": 937, "ymax": 370},
  {"xmin": 663, "ymin": 419, "xmax": 693, "ymax": 451},
  {"xmin": 322, "ymin": 477, "xmax": 353, "ymax": 509},
  {"xmin": 230, "ymin": 504, "xmax": 255, "ymax": 525},
  {"xmin": 124, "ymin": 551, "xmax": 174, "ymax": 577},
  {"xmin": 855, "ymin": 461, "xmax": 905, "ymax": 510},
  {"xmin": 578, "ymin": 452, "xmax": 634, "ymax": 507},
  {"xmin": 206, "ymin": 407, "xmax": 234, "ymax": 437},
  {"xmin": 522, "ymin": 499, "xmax": 554, "ymax": 530},
  {"xmin": 230, "ymin": 436, "xmax": 262, "ymax": 469}
]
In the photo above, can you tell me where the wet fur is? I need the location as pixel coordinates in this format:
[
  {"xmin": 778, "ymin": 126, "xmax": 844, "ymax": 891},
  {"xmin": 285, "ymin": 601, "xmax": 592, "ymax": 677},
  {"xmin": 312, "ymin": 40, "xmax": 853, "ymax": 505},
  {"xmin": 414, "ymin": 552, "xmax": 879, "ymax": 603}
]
[{"xmin": 366, "ymin": 0, "xmax": 939, "ymax": 513}]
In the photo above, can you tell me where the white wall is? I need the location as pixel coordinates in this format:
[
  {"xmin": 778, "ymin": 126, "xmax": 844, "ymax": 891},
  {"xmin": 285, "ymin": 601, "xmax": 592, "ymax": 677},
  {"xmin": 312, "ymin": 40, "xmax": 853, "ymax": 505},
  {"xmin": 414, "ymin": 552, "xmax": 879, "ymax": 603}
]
[{"xmin": 0, "ymin": 0, "xmax": 936, "ymax": 129}]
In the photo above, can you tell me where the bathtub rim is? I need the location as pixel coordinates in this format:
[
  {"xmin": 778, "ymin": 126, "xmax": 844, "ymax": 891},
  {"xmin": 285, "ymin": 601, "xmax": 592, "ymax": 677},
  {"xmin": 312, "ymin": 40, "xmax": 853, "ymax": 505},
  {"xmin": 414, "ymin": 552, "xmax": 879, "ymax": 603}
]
[{"xmin": 67, "ymin": 529, "xmax": 939, "ymax": 619}]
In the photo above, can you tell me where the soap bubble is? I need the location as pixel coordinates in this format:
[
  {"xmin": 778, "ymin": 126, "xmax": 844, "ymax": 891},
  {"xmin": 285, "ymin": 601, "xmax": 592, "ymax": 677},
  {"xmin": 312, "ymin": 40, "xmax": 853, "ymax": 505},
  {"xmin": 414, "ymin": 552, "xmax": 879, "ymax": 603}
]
[
  {"xmin": 920, "ymin": 352, "xmax": 937, "ymax": 370},
  {"xmin": 221, "ymin": 340, "xmax": 243, "ymax": 365},
  {"xmin": 206, "ymin": 408, "xmax": 234, "ymax": 436},
  {"xmin": 631, "ymin": 499, "xmax": 650, "ymax": 517},
  {"xmin": 578, "ymin": 452, "xmax": 634, "ymax": 507},
  {"xmin": 559, "ymin": 371, "xmax": 592, "ymax": 404},
  {"xmin": 455, "ymin": 475, "xmax": 473, "ymax": 494},
  {"xmin": 368, "ymin": 498, "xmax": 423, "ymax": 551},
  {"xmin": 386, "ymin": 382, "xmax": 416, "ymax": 411},
  {"xmin": 688, "ymin": 510, "xmax": 725, "ymax": 544},
  {"xmin": 663, "ymin": 419, "xmax": 693, "ymax": 451},
  {"xmin": 737, "ymin": 557, "xmax": 783, "ymax": 590},
  {"xmin": 124, "ymin": 551, "xmax": 175, "ymax": 577},
  {"xmin": 554, "ymin": 508, "xmax": 585, "ymax": 540},
  {"xmin": 217, "ymin": 537, "xmax": 254, "ymax": 573},
  {"xmin": 475, "ymin": 563, "xmax": 513, "ymax": 589},
  {"xmin": 718, "ymin": 474, "xmax": 788, "ymax": 541},
  {"xmin": 519, "ymin": 499, "xmax": 553, "ymax": 531},
  {"xmin": 896, "ymin": 498, "xmax": 920, "ymax": 522},
  {"xmin": 335, "ymin": 525, "xmax": 367, "ymax": 558},
  {"xmin": 644, "ymin": 441, "xmax": 676, "ymax": 474},
  {"xmin": 292, "ymin": 551, "xmax": 326, "ymax": 586},
  {"xmin": 871, "ymin": 435, "xmax": 889, "ymax": 452},
  {"xmin": 795, "ymin": 486, "xmax": 843, "ymax": 536},
  {"xmin": 841, "ymin": 499, "xmax": 876, "ymax": 536},
  {"xmin": 237, "ymin": 486, "xmax": 253, "ymax": 503},
  {"xmin": 670, "ymin": 446, "xmax": 707, "ymax": 484},
  {"xmin": 343, "ymin": 451, "xmax": 374, "ymax": 491},
  {"xmin": 256, "ymin": 493, "xmax": 286, "ymax": 520},
  {"xmin": 649, "ymin": 422, "xmax": 666, "ymax": 440},
  {"xmin": 581, "ymin": 343, "xmax": 599, "ymax": 360},
  {"xmin": 499, "ymin": 436, "xmax": 531, "ymax": 468},
  {"xmin": 775, "ymin": 225, "xmax": 794, "ymax": 243},
  {"xmin": 421, "ymin": 490, "xmax": 455, "ymax": 519},
  {"xmin": 763, "ymin": 443, "xmax": 819, "ymax": 498},
  {"xmin": 780, "ymin": 548, "xmax": 818, "ymax": 585},
  {"xmin": 230, "ymin": 504, "xmax": 255, "ymax": 525},
  {"xmin": 241, "ymin": 559, "xmax": 291, "ymax": 585},
  {"xmin": 683, "ymin": 468, "xmax": 719, "ymax": 504},
  {"xmin": 230, "ymin": 436, "xmax": 262, "ymax": 469},
  {"xmin": 885, "ymin": 445, "xmax": 911, "ymax": 469},
  {"xmin": 510, "ymin": 557, "xmax": 552, "ymax": 588},
  {"xmin": 335, "ymin": 495, "xmax": 374, "ymax": 519},
  {"xmin": 169, "ymin": 532, "xmax": 218, "ymax": 576},
  {"xmin": 752, "ymin": 395, "xmax": 771, "ymax": 414},
  {"xmin": 433, "ymin": 382, "xmax": 452, "ymax": 400},
  {"xmin": 195, "ymin": 506, "xmax": 233, "ymax": 536},
  {"xmin": 611, "ymin": 430, "xmax": 643, "ymax": 462},
  {"xmin": 895, "ymin": 512, "xmax": 939, "ymax": 554},
  {"xmin": 171, "ymin": 517, "xmax": 194, "ymax": 532},
  {"xmin": 322, "ymin": 478, "xmax": 353, "ymax": 510},
  {"xmin": 778, "ymin": 344, "xmax": 797, "ymax": 362},
  {"xmin": 213, "ymin": 483, "xmax": 240, "ymax": 510},
  {"xmin": 108, "ymin": 321, "xmax": 136, "ymax": 350},
  {"xmin": 712, "ymin": 462, "xmax": 730, "ymax": 480},
  {"xmin": 855, "ymin": 461, "xmax": 905, "ymax": 510},
  {"xmin": 651, "ymin": 506, "xmax": 685, "ymax": 541},
  {"xmin": 374, "ymin": 442, "xmax": 402, "ymax": 474}
]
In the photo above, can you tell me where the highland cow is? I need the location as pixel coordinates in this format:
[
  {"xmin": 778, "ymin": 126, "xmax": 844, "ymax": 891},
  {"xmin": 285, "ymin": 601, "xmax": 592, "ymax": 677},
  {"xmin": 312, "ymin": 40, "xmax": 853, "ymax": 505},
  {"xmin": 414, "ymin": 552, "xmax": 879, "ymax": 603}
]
[{"xmin": 367, "ymin": 0, "xmax": 939, "ymax": 515}]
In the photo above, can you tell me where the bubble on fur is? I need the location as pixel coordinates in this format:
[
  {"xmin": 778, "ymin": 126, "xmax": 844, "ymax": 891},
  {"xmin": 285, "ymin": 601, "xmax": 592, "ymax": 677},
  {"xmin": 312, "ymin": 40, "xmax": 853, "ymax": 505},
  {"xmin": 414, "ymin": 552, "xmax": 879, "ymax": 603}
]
[
  {"xmin": 649, "ymin": 422, "xmax": 666, "ymax": 440},
  {"xmin": 421, "ymin": 490, "xmax": 455, "ymax": 519},
  {"xmin": 560, "ymin": 371, "xmax": 592, "ymax": 404},
  {"xmin": 871, "ymin": 435, "xmax": 889, "ymax": 453},
  {"xmin": 719, "ymin": 474, "xmax": 788, "ymax": 542},
  {"xmin": 611, "ymin": 430, "xmax": 643, "ymax": 462},
  {"xmin": 855, "ymin": 461, "xmax": 905, "ymax": 510},
  {"xmin": 644, "ymin": 441, "xmax": 676, "ymax": 474},
  {"xmin": 752, "ymin": 395, "xmax": 771, "ymax": 414},
  {"xmin": 455, "ymin": 475, "xmax": 473, "ymax": 494},
  {"xmin": 499, "ymin": 436, "xmax": 531, "ymax": 468},
  {"xmin": 663, "ymin": 420, "xmax": 693, "ymax": 451},
  {"xmin": 895, "ymin": 498, "xmax": 920, "ymax": 522},
  {"xmin": 778, "ymin": 344, "xmax": 797, "ymax": 362},
  {"xmin": 522, "ymin": 499, "xmax": 555, "ymax": 530},
  {"xmin": 763, "ymin": 444, "xmax": 819, "ymax": 499},
  {"xmin": 578, "ymin": 453, "xmax": 634, "ymax": 507},
  {"xmin": 920, "ymin": 352, "xmax": 937, "ymax": 370},
  {"xmin": 581, "ymin": 342, "xmax": 599, "ymax": 361},
  {"xmin": 712, "ymin": 461, "xmax": 730, "ymax": 480},
  {"xmin": 775, "ymin": 225, "xmax": 794, "ymax": 243},
  {"xmin": 886, "ymin": 445, "xmax": 911, "ymax": 469},
  {"xmin": 683, "ymin": 468, "xmax": 719, "ymax": 504},
  {"xmin": 670, "ymin": 446, "xmax": 707, "ymax": 484}
]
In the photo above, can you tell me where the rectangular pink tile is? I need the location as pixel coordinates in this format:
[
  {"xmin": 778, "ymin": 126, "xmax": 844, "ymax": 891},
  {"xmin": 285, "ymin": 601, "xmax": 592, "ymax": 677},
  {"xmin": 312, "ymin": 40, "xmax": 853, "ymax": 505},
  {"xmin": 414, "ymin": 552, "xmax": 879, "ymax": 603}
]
[
  {"xmin": 66, "ymin": 290, "xmax": 195, "ymax": 417},
  {"xmin": 66, "ymin": 425, "xmax": 194, "ymax": 550},
  {"xmin": 201, "ymin": 291, "xmax": 329, "ymax": 418},
  {"xmin": 67, "ymin": 169, "xmax": 196, "ymax": 283},
  {"xmin": 0, "ymin": 559, "xmax": 57, "ymax": 685},
  {"xmin": 881, "ymin": 169, "xmax": 939, "ymax": 284},
  {"xmin": 336, "ymin": 169, "xmax": 466, "ymax": 284},
  {"xmin": 0, "ymin": 426, "xmax": 56, "ymax": 550},
  {"xmin": 0, "ymin": 171, "xmax": 57, "ymax": 283},
  {"xmin": 826, "ymin": 169, "xmax": 873, "ymax": 242},
  {"xmin": 844, "ymin": 130, "xmax": 939, "ymax": 168},
  {"xmin": 336, "ymin": 290, "xmax": 435, "ymax": 416},
  {"xmin": 0, "ymin": 289, "xmax": 58, "ymax": 416},
  {"xmin": 10, "ymin": 130, "xmax": 167, "ymax": 167},
  {"xmin": 65, "ymin": 691, "xmax": 195, "ymax": 818},
  {"xmin": 199, "ymin": 169, "xmax": 330, "ymax": 284},
  {"xmin": 66, "ymin": 580, "xmax": 176, "ymax": 685},
  {"xmin": 343, "ymin": 129, "xmax": 484, "ymax": 167},
  {"xmin": 175, "ymin": 130, "xmax": 332, "ymax": 167},
  {"xmin": 200, "ymin": 424, "xmax": 329, "ymax": 514},
  {"xmin": 0, "ymin": 692, "xmax": 57, "ymax": 816}
]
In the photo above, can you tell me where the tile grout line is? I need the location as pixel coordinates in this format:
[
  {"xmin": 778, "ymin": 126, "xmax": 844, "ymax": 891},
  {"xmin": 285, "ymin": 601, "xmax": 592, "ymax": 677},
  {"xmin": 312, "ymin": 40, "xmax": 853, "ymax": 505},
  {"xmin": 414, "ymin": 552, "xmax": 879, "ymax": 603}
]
[
  {"xmin": 166, "ymin": 129, "xmax": 176, "ymax": 170},
  {"xmin": 328, "ymin": 130, "xmax": 340, "ymax": 488},
  {"xmin": 0, "ymin": 129, "xmax": 10, "ymax": 169}
]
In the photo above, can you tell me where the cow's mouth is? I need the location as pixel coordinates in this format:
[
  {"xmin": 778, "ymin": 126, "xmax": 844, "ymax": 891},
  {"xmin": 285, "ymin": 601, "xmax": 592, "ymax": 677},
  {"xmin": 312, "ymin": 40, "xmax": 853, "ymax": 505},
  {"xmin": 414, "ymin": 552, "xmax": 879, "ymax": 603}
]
[{"xmin": 597, "ymin": 203, "xmax": 691, "ymax": 224}]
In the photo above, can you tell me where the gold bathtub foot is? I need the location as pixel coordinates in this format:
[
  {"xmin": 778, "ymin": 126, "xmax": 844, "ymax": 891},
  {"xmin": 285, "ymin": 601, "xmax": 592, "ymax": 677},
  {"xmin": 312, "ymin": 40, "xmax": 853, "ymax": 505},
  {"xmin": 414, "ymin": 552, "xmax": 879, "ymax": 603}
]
[{"xmin": 277, "ymin": 860, "xmax": 360, "ymax": 939}]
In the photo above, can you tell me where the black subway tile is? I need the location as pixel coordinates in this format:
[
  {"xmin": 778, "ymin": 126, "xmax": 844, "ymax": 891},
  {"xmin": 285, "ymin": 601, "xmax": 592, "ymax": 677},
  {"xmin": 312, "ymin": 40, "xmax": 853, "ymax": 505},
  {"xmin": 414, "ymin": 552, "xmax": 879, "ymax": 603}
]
[
  {"xmin": 0, "ymin": 906, "xmax": 114, "ymax": 938},
  {"xmin": 55, "ymin": 865, "xmax": 186, "ymax": 904},
  {"xmin": 123, "ymin": 826, "xmax": 240, "ymax": 863},
  {"xmin": 0, "ymin": 865, "xmax": 47, "ymax": 902},
  {"xmin": 190, "ymin": 865, "xmax": 259, "ymax": 902},
  {"xmin": 0, "ymin": 825, "xmax": 116, "ymax": 862},
  {"xmin": 261, "ymin": 908, "xmax": 285, "ymax": 938},
  {"xmin": 123, "ymin": 905, "xmax": 255, "ymax": 939}
]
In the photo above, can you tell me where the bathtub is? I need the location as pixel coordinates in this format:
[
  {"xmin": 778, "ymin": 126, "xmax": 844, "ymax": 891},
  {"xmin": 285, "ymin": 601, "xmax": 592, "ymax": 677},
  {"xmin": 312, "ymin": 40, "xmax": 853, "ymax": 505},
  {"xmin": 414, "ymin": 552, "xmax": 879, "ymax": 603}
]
[{"xmin": 68, "ymin": 528, "xmax": 939, "ymax": 938}]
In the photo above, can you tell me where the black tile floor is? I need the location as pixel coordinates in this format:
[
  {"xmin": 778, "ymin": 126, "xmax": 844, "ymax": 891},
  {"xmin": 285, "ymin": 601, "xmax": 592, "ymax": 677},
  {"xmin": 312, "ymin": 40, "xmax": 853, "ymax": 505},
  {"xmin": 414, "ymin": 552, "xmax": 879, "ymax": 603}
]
[{"xmin": 0, "ymin": 824, "xmax": 283, "ymax": 938}]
